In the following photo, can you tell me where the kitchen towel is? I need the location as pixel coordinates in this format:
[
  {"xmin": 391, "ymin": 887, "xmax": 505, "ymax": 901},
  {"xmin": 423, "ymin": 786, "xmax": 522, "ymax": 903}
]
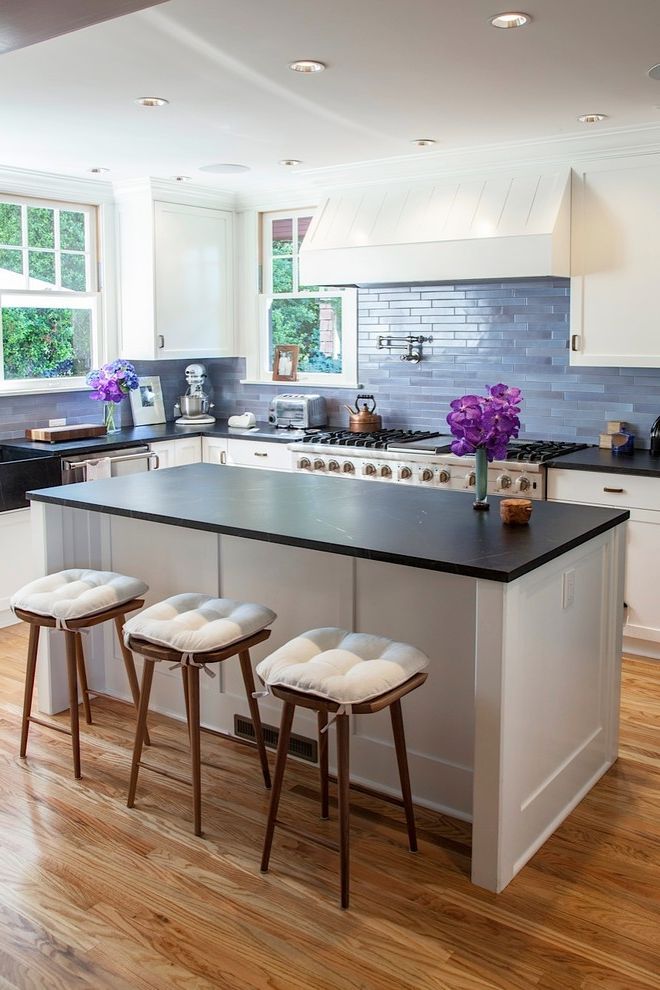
[{"xmin": 86, "ymin": 457, "xmax": 111, "ymax": 481}]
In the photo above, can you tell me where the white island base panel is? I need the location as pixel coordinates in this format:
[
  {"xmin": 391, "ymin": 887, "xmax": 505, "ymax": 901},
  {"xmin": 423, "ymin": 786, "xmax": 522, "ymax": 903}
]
[{"xmin": 31, "ymin": 502, "xmax": 624, "ymax": 893}]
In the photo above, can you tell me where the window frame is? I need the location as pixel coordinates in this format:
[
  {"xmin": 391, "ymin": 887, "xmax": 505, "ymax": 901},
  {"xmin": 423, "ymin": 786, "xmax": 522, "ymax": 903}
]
[
  {"xmin": 0, "ymin": 192, "xmax": 101, "ymax": 394},
  {"xmin": 258, "ymin": 207, "xmax": 358, "ymax": 388}
]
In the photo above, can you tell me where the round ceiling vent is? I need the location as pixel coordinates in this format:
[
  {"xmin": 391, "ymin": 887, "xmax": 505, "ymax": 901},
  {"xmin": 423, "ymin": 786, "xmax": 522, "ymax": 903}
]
[{"xmin": 648, "ymin": 63, "xmax": 660, "ymax": 80}]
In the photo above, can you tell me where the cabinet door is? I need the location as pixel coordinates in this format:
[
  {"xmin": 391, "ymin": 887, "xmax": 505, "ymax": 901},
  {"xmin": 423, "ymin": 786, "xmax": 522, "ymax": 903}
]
[
  {"xmin": 154, "ymin": 202, "xmax": 234, "ymax": 359},
  {"xmin": 202, "ymin": 438, "xmax": 228, "ymax": 464},
  {"xmin": 149, "ymin": 440, "xmax": 174, "ymax": 469},
  {"xmin": 173, "ymin": 437, "xmax": 202, "ymax": 466},
  {"xmin": 0, "ymin": 509, "xmax": 35, "ymax": 622},
  {"xmin": 570, "ymin": 161, "xmax": 660, "ymax": 367},
  {"xmin": 226, "ymin": 439, "xmax": 293, "ymax": 470},
  {"xmin": 624, "ymin": 511, "xmax": 660, "ymax": 644}
]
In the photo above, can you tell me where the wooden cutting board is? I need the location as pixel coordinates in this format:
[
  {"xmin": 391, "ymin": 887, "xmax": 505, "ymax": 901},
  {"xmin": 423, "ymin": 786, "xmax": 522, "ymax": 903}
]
[{"xmin": 25, "ymin": 423, "xmax": 107, "ymax": 442}]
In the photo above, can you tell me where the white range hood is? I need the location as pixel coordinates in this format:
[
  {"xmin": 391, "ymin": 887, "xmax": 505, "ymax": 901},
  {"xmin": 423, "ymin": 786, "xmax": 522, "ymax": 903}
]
[{"xmin": 299, "ymin": 169, "xmax": 571, "ymax": 286}]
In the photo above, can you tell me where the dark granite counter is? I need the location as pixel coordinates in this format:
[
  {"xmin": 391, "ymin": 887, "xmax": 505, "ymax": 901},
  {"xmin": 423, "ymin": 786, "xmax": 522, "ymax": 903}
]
[
  {"xmin": 28, "ymin": 463, "xmax": 629, "ymax": 583},
  {"xmin": 2, "ymin": 420, "xmax": 305, "ymax": 457},
  {"xmin": 547, "ymin": 446, "xmax": 660, "ymax": 477}
]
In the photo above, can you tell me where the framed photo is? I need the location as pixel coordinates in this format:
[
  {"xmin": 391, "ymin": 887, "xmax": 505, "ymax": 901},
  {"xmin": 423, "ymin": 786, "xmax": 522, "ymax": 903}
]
[
  {"xmin": 130, "ymin": 375, "xmax": 166, "ymax": 426},
  {"xmin": 272, "ymin": 344, "xmax": 299, "ymax": 382}
]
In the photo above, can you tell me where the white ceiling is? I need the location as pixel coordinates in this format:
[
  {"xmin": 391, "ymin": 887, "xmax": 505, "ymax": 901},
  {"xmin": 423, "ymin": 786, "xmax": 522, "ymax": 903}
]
[{"xmin": 1, "ymin": 0, "xmax": 660, "ymax": 191}]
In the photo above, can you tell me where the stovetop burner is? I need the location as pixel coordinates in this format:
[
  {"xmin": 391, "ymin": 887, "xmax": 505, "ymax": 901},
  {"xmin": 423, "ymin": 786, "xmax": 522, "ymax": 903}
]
[
  {"xmin": 303, "ymin": 429, "xmax": 444, "ymax": 450},
  {"xmin": 505, "ymin": 441, "xmax": 588, "ymax": 463}
]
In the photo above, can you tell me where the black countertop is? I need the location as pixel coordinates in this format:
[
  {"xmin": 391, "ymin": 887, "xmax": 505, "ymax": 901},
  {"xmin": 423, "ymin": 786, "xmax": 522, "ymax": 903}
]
[
  {"xmin": 547, "ymin": 447, "xmax": 660, "ymax": 478},
  {"xmin": 1, "ymin": 420, "xmax": 305, "ymax": 457},
  {"xmin": 28, "ymin": 464, "xmax": 628, "ymax": 583}
]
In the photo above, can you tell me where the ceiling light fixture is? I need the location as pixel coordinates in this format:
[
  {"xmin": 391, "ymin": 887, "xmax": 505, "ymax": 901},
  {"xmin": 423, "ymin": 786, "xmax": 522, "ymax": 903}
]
[
  {"xmin": 279, "ymin": 159, "xmax": 302, "ymax": 166},
  {"xmin": 489, "ymin": 12, "xmax": 531, "ymax": 28},
  {"xmin": 577, "ymin": 113, "xmax": 608, "ymax": 123},
  {"xmin": 88, "ymin": 166, "xmax": 110, "ymax": 174},
  {"xmin": 412, "ymin": 138, "xmax": 436, "ymax": 147},
  {"xmin": 172, "ymin": 175, "xmax": 192, "ymax": 182},
  {"xmin": 648, "ymin": 63, "xmax": 660, "ymax": 81},
  {"xmin": 289, "ymin": 59, "xmax": 326, "ymax": 73},
  {"xmin": 134, "ymin": 96, "xmax": 169, "ymax": 107}
]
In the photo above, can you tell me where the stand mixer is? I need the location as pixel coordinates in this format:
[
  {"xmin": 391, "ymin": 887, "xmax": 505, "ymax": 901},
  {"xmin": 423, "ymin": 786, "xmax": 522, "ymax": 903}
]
[{"xmin": 174, "ymin": 363, "xmax": 216, "ymax": 425}]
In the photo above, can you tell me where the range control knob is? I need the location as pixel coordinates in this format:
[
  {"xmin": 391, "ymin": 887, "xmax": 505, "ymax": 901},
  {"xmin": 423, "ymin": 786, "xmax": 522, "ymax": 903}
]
[
  {"xmin": 421, "ymin": 468, "xmax": 434, "ymax": 482},
  {"xmin": 298, "ymin": 457, "xmax": 311, "ymax": 470},
  {"xmin": 342, "ymin": 461, "xmax": 355, "ymax": 474},
  {"xmin": 516, "ymin": 476, "xmax": 531, "ymax": 493},
  {"xmin": 438, "ymin": 469, "xmax": 451, "ymax": 484},
  {"xmin": 465, "ymin": 471, "xmax": 476, "ymax": 488},
  {"xmin": 497, "ymin": 473, "xmax": 512, "ymax": 490},
  {"xmin": 399, "ymin": 466, "xmax": 413, "ymax": 480},
  {"xmin": 364, "ymin": 463, "xmax": 377, "ymax": 476},
  {"xmin": 313, "ymin": 459, "xmax": 326, "ymax": 471},
  {"xmin": 380, "ymin": 465, "xmax": 392, "ymax": 478},
  {"xmin": 328, "ymin": 460, "xmax": 340, "ymax": 472}
]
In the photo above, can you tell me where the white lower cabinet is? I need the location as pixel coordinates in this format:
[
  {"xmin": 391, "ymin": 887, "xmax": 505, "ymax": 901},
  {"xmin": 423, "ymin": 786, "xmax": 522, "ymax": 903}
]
[
  {"xmin": 0, "ymin": 508, "xmax": 36, "ymax": 625},
  {"xmin": 150, "ymin": 437, "xmax": 202, "ymax": 469},
  {"xmin": 547, "ymin": 468, "xmax": 660, "ymax": 648},
  {"xmin": 152, "ymin": 434, "xmax": 292, "ymax": 470},
  {"xmin": 201, "ymin": 437, "xmax": 228, "ymax": 464},
  {"xmin": 226, "ymin": 439, "xmax": 292, "ymax": 470}
]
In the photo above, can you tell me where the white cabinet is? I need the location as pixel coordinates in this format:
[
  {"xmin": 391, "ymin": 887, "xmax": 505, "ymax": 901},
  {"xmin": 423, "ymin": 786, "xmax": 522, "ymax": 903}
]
[
  {"xmin": 547, "ymin": 468, "xmax": 660, "ymax": 647},
  {"xmin": 0, "ymin": 509, "xmax": 35, "ymax": 625},
  {"xmin": 150, "ymin": 437, "xmax": 202, "ymax": 469},
  {"xmin": 570, "ymin": 158, "xmax": 660, "ymax": 367},
  {"xmin": 201, "ymin": 437, "xmax": 228, "ymax": 465},
  {"xmin": 226, "ymin": 439, "xmax": 292, "ymax": 471},
  {"xmin": 116, "ymin": 181, "xmax": 235, "ymax": 360}
]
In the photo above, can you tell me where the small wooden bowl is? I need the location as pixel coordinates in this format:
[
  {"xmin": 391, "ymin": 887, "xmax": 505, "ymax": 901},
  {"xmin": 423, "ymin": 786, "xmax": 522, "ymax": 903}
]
[{"xmin": 500, "ymin": 498, "xmax": 533, "ymax": 525}]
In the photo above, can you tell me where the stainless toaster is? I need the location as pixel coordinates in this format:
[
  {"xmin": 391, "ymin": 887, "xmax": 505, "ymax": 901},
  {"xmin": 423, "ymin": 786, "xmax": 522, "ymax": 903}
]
[{"xmin": 268, "ymin": 393, "xmax": 327, "ymax": 429}]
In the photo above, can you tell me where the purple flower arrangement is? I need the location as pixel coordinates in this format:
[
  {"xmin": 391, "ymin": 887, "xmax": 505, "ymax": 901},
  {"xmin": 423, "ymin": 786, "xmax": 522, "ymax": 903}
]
[
  {"xmin": 87, "ymin": 360, "xmax": 139, "ymax": 404},
  {"xmin": 447, "ymin": 384, "xmax": 523, "ymax": 461}
]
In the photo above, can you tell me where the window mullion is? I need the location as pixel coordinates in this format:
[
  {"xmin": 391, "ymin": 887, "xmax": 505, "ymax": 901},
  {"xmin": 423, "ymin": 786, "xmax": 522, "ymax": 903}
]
[
  {"xmin": 20, "ymin": 204, "xmax": 28, "ymax": 289},
  {"xmin": 54, "ymin": 207, "xmax": 61, "ymax": 289}
]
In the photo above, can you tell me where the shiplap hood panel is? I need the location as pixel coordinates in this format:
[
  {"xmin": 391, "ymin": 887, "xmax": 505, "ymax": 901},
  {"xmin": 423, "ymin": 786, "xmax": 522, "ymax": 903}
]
[{"xmin": 299, "ymin": 170, "xmax": 571, "ymax": 286}]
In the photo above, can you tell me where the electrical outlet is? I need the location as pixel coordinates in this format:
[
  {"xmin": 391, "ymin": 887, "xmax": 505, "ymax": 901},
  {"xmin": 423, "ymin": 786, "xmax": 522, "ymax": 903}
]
[
  {"xmin": 49, "ymin": 418, "xmax": 66, "ymax": 427},
  {"xmin": 562, "ymin": 568, "xmax": 576, "ymax": 609}
]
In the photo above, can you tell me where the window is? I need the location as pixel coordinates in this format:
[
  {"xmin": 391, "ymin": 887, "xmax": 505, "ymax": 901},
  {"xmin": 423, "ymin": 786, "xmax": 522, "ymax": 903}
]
[
  {"xmin": 0, "ymin": 194, "xmax": 100, "ymax": 389},
  {"xmin": 259, "ymin": 209, "xmax": 357, "ymax": 385}
]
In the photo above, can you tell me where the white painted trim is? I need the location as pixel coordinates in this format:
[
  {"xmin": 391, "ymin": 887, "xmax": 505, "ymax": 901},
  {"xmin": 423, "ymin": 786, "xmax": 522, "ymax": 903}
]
[{"xmin": 0, "ymin": 164, "xmax": 115, "ymax": 204}]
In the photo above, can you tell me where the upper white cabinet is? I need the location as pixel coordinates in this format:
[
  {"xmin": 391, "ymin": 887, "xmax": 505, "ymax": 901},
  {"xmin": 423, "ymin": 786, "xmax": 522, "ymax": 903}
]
[
  {"xmin": 570, "ymin": 158, "xmax": 660, "ymax": 367},
  {"xmin": 115, "ymin": 181, "xmax": 235, "ymax": 360}
]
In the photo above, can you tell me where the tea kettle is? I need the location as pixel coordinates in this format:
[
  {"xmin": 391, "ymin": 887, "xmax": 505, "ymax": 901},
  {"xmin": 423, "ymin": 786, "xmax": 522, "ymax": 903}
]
[{"xmin": 345, "ymin": 394, "xmax": 383, "ymax": 433}]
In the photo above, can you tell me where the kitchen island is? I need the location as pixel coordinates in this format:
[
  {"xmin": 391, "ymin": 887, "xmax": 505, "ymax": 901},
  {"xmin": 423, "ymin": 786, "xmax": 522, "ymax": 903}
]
[{"xmin": 28, "ymin": 464, "xmax": 628, "ymax": 892}]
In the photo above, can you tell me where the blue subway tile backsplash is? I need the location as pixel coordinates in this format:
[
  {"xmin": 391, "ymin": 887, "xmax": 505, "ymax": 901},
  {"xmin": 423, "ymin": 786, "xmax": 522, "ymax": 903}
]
[{"xmin": 2, "ymin": 277, "xmax": 660, "ymax": 445}]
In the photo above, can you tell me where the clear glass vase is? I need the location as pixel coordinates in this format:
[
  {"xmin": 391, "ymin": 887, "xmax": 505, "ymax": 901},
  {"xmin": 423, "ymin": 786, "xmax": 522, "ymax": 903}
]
[
  {"xmin": 473, "ymin": 446, "xmax": 489, "ymax": 511},
  {"xmin": 103, "ymin": 401, "xmax": 120, "ymax": 434}
]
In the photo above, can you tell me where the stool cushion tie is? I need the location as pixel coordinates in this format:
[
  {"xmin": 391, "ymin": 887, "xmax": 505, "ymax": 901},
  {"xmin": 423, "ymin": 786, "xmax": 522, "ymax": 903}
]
[
  {"xmin": 256, "ymin": 627, "xmax": 429, "ymax": 705},
  {"xmin": 123, "ymin": 593, "xmax": 276, "ymax": 654},
  {"xmin": 11, "ymin": 569, "xmax": 148, "ymax": 621}
]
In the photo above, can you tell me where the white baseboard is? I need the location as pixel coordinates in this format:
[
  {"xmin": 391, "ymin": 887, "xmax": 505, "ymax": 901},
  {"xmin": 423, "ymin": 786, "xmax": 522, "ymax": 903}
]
[{"xmin": 0, "ymin": 607, "xmax": 19, "ymax": 629}]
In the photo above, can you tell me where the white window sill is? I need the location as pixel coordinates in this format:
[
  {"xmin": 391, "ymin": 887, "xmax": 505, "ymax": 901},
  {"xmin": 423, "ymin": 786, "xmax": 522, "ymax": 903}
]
[
  {"xmin": 239, "ymin": 380, "xmax": 362, "ymax": 390},
  {"xmin": 0, "ymin": 381, "xmax": 91, "ymax": 398}
]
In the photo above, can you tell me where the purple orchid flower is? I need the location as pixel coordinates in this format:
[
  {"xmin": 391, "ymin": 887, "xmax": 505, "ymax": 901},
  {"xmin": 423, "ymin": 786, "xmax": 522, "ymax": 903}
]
[{"xmin": 446, "ymin": 384, "xmax": 523, "ymax": 461}]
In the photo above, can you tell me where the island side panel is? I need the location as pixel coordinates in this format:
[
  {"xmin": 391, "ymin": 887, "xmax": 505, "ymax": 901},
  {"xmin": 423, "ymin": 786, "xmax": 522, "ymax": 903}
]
[{"xmin": 471, "ymin": 524, "xmax": 626, "ymax": 892}]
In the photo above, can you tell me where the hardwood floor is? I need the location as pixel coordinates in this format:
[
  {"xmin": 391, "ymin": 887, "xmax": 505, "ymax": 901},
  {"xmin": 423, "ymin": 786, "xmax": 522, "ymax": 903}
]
[{"xmin": 0, "ymin": 623, "xmax": 658, "ymax": 990}]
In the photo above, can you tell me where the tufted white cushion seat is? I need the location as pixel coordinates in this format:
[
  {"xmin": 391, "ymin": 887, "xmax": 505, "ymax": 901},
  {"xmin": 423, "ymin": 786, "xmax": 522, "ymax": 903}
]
[
  {"xmin": 11, "ymin": 568, "xmax": 148, "ymax": 622},
  {"xmin": 256, "ymin": 628, "xmax": 429, "ymax": 705},
  {"xmin": 123, "ymin": 593, "xmax": 276, "ymax": 655}
]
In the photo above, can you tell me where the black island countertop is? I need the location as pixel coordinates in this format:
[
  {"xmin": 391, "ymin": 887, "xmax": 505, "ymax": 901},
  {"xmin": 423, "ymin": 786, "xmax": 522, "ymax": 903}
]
[{"xmin": 28, "ymin": 463, "xmax": 629, "ymax": 583}]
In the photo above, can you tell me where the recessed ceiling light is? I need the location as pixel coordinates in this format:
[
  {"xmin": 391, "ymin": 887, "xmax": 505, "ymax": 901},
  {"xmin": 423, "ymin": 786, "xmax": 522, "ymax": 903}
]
[
  {"xmin": 490, "ymin": 12, "xmax": 531, "ymax": 28},
  {"xmin": 171, "ymin": 175, "xmax": 192, "ymax": 182},
  {"xmin": 289, "ymin": 59, "xmax": 326, "ymax": 73},
  {"xmin": 279, "ymin": 159, "xmax": 302, "ymax": 166},
  {"xmin": 134, "ymin": 96, "xmax": 169, "ymax": 107},
  {"xmin": 648, "ymin": 63, "xmax": 660, "ymax": 81},
  {"xmin": 412, "ymin": 138, "xmax": 436, "ymax": 147},
  {"xmin": 199, "ymin": 163, "xmax": 250, "ymax": 174},
  {"xmin": 577, "ymin": 113, "xmax": 608, "ymax": 124},
  {"xmin": 88, "ymin": 166, "xmax": 110, "ymax": 174}
]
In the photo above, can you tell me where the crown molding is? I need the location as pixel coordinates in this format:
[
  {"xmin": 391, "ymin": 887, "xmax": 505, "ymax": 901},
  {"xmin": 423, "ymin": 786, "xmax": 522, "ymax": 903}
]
[
  {"xmin": 112, "ymin": 176, "xmax": 236, "ymax": 210},
  {"xmin": 0, "ymin": 163, "xmax": 115, "ymax": 204}
]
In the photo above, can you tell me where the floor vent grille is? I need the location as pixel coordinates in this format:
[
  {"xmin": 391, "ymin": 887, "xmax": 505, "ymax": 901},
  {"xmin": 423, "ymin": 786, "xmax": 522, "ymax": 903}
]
[{"xmin": 234, "ymin": 715, "xmax": 317, "ymax": 764}]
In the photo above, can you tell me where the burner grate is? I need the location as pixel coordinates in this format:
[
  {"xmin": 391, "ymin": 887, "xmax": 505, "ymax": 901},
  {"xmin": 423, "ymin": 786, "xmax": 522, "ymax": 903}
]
[{"xmin": 302, "ymin": 429, "xmax": 443, "ymax": 450}]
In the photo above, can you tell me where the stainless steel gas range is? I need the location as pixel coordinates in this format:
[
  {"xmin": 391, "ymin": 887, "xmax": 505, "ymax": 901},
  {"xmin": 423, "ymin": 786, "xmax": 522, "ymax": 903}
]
[{"xmin": 289, "ymin": 430, "xmax": 587, "ymax": 500}]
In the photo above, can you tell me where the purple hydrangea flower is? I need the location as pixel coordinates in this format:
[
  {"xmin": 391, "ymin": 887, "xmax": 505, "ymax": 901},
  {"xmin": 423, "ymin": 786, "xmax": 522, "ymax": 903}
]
[
  {"xmin": 87, "ymin": 360, "xmax": 140, "ymax": 403},
  {"xmin": 446, "ymin": 383, "xmax": 522, "ymax": 461}
]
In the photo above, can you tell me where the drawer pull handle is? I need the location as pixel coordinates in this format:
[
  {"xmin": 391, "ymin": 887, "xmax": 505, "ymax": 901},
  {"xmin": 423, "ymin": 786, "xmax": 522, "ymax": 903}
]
[
  {"xmin": 254, "ymin": 451, "xmax": 268, "ymax": 457},
  {"xmin": 603, "ymin": 486, "xmax": 624, "ymax": 493}
]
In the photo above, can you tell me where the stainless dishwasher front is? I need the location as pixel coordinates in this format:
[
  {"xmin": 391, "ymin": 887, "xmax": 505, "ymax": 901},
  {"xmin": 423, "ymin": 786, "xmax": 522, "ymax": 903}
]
[{"xmin": 61, "ymin": 445, "xmax": 158, "ymax": 484}]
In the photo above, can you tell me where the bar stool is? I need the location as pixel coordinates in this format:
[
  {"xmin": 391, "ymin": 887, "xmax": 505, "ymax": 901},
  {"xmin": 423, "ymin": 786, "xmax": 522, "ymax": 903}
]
[
  {"xmin": 256, "ymin": 628, "xmax": 429, "ymax": 909},
  {"xmin": 123, "ymin": 593, "xmax": 276, "ymax": 836},
  {"xmin": 11, "ymin": 568, "xmax": 149, "ymax": 779}
]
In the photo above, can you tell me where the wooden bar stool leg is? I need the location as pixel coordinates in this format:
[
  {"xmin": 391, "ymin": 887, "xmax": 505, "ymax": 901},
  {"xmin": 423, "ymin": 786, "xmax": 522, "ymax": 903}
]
[
  {"xmin": 238, "ymin": 650, "xmax": 271, "ymax": 789},
  {"xmin": 390, "ymin": 698, "xmax": 417, "ymax": 853},
  {"xmin": 188, "ymin": 665, "xmax": 203, "ymax": 837},
  {"xmin": 127, "ymin": 659, "xmax": 156, "ymax": 808},
  {"xmin": 318, "ymin": 710, "xmax": 329, "ymax": 820},
  {"xmin": 260, "ymin": 702, "xmax": 295, "ymax": 873},
  {"xmin": 75, "ymin": 633, "xmax": 93, "ymax": 725},
  {"xmin": 336, "ymin": 714, "xmax": 351, "ymax": 909},
  {"xmin": 181, "ymin": 665, "xmax": 191, "ymax": 742},
  {"xmin": 19, "ymin": 624, "xmax": 40, "ymax": 758},
  {"xmin": 64, "ymin": 631, "xmax": 82, "ymax": 779},
  {"xmin": 114, "ymin": 617, "xmax": 151, "ymax": 747}
]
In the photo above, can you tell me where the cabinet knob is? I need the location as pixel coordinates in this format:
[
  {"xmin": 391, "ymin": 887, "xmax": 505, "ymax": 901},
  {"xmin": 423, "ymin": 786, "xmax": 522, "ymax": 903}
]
[
  {"xmin": 157, "ymin": 333, "xmax": 165, "ymax": 349},
  {"xmin": 254, "ymin": 451, "xmax": 268, "ymax": 458}
]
